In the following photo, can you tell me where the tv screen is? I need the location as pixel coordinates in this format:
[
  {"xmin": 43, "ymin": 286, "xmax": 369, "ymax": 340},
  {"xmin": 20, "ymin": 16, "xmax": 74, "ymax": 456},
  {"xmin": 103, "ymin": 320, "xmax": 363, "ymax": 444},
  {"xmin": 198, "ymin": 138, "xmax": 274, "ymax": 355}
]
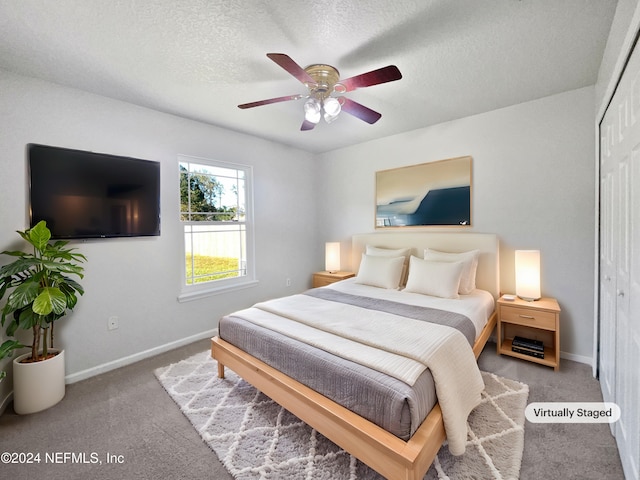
[{"xmin": 28, "ymin": 144, "xmax": 161, "ymax": 239}]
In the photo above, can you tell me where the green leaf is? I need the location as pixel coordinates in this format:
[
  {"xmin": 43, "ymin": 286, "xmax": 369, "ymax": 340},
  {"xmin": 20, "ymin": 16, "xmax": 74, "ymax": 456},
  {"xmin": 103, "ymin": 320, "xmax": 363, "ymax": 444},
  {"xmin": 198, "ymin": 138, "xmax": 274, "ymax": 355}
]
[
  {"xmin": 0, "ymin": 249, "xmax": 32, "ymax": 257},
  {"xmin": 59, "ymin": 282, "xmax": 80, "ymax": 309},
  {"xmin": 6, "ymin": 282, "xmax": 40, "ymax": 310},
  {"xmin": 42, "ymin": 243, "xmax": 87, "ymax": 263},
  {"xmin": 65, "ymin": 293, "xmax": 78, "ymax": 310},
  {"xmin": 18, "ymin": 308, "xmax": 39, "ymax": 330},
  {"xmin": 16, "ymin": 229, "xmax": 31, "ymax": 244},
  {"xmin": 29, "ymin": 221, "xmax": 52, "ymax": 252},
  {"xmin": 39, "ymin": 259, "xmax": 84, "ymax": 277},
  {"xmin": 32, "ymin": 287, "xmax": 66, "ymax": 316},
  {"xmin": 51, "ymin": 240, "xmax": 70, "ymax": 250},
  {"xmin": 0, "ymin": 339, "xmax": 24, "ymax": 359},
  {"xmin": 0, "ymin": 257, "xmax": 38, "ymax": 279},
  {"xmin": 60, "ymin": 277, "xmax": 84, "ymax": 296},
  {"xmin": 6, "ymin": 318, "xmax": 19, "ymax": 336}
]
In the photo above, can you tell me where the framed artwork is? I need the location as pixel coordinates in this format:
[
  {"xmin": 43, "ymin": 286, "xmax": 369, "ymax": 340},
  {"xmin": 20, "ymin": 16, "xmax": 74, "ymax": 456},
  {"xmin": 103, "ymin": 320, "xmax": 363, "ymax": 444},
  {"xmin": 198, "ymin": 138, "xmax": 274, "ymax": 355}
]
[{"xmin": 376, "ymin": 156, "xmax": 472, "ymax": 228}]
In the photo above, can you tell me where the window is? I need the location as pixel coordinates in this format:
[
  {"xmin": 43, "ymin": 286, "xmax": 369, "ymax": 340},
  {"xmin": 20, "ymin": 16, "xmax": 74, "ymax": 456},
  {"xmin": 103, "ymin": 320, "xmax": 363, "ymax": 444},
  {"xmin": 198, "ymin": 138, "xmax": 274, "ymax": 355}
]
[{"xmin": 179, "ymin": 156, "xmax": 255, "ymax": 300}]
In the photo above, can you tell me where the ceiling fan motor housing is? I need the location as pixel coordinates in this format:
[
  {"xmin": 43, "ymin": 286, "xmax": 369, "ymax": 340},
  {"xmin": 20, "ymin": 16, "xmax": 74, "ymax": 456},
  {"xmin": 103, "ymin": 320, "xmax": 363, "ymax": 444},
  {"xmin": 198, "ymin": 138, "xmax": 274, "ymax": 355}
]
[{"xmin": 304, "ymin": 64, "xmax": 344, "ymax": 98}]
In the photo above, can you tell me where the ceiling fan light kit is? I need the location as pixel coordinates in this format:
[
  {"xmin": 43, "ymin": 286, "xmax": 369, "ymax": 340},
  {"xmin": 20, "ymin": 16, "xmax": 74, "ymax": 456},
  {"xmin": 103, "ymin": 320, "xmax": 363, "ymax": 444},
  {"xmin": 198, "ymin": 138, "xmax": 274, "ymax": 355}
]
[
  {"xmin": 323, "ymin": 97, "xmax": 342, "ymax": 123},
  {"xmin": 303, "ymin": 96, "xmax": 342, "ymax": 125},
  {"xmin": 238, "ymin": 53, "xmax": 402, "ymax": 131},
  {"xmin": 303, "ymin": 97, "xmax": 322, "ymax": 124}
]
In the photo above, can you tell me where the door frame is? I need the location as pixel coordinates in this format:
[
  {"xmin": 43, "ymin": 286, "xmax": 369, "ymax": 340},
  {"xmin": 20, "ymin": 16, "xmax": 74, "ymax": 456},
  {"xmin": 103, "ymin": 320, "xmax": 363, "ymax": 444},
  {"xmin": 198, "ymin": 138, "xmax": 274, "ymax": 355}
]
[{"xmin": 594, "ymin": 8, "xmax": 640, "ymax": 378}]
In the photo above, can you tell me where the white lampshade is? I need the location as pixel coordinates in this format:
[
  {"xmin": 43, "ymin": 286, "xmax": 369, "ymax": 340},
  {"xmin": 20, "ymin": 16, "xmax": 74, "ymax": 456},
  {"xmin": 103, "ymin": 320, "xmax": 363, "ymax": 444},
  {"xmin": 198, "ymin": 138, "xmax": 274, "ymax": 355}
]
[
  {"xmin": 325, "ymin": 242, "xmax": 341, "ymax": 273},
  {"xmin": 323, "ymin": 97, "xmax": 341, "ymax": 123},
  {"xmin": 515, "ymin": 250, "xmax": 541, "ymax": 301},
  {"xmin": 304, "ymin": 98, "xmax": 321, "ymax": 124}
]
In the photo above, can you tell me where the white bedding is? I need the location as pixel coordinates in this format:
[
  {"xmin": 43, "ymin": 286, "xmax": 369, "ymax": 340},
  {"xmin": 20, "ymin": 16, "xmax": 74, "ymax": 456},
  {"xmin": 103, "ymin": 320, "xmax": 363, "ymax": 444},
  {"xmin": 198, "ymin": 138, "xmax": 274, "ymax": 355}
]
[
  {"xmin": 327, "ymin": 277, "xmax": 495, "ymax": 340},
  {"xmin": 228, "ymin": 282, "xmax": 492, "ymax": 456}
]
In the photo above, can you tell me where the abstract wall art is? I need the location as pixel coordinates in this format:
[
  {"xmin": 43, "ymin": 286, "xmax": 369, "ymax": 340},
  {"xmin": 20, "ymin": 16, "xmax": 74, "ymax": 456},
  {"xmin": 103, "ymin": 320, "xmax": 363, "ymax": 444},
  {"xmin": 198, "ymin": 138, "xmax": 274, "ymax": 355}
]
[{"xmin": 376, "ymin": 156, "xmax": 472, "ymax": 228}]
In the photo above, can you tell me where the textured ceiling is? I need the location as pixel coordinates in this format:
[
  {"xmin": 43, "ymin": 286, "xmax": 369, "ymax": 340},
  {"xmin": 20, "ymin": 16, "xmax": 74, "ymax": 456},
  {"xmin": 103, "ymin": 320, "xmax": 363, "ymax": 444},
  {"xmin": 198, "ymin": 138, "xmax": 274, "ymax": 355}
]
[{"xmin": 0, "ymin": 0, "xmax": 617, "ymax": 153}]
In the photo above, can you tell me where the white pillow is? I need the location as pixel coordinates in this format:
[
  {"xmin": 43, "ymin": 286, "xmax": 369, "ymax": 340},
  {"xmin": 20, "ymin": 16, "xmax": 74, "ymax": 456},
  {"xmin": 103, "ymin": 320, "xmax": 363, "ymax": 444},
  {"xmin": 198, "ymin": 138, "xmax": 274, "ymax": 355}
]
[
  {"xmin": 365, "ymin": 245, "xmax": 411, "ymax": 259},
  {"xmin": 423, "ymin": 248, "xmax": 479, "ymax": 294},
  {"xmin": 365, "ymin": 245, "xmax": 411, "ymax": 285},
  {"xmin": 355, "ymin": 253, "xmax": 405, "ymax": 289},
  {"xmin": 404, "ymin": 256, "xmax": 464, "ymax": 299}
]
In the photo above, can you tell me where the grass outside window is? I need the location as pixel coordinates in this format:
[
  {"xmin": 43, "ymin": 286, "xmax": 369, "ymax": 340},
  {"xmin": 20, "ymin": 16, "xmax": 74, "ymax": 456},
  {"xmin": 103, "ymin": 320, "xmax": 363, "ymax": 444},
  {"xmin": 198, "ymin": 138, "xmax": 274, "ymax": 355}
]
[{"xmin": 186, "ymin": 254, "xmax": 239, "ymax": 284}]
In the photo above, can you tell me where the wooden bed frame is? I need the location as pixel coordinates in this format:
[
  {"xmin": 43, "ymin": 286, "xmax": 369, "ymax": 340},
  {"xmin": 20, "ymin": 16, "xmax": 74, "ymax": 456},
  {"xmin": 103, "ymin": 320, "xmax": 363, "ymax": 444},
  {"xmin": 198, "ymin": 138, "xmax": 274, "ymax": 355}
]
[{"xmin": 212, "ymin": 232, "xmax": 499, "ymax": 480}]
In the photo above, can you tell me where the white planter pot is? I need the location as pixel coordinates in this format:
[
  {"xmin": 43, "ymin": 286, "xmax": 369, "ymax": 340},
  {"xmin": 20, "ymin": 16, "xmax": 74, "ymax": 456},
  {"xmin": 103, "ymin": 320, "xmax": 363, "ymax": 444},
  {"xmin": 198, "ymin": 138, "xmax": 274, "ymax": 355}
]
[{"xmin": 13, "ymin": 349, "xmax": 65, "ymax": 415}]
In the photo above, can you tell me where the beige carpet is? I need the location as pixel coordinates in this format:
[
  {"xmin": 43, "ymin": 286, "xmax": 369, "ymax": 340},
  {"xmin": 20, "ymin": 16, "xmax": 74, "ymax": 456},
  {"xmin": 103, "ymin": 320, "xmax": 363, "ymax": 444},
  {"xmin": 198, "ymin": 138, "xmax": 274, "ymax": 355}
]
[{"xmin": 155, "ymin": 350, "xmax": 529, "ymax": 479}]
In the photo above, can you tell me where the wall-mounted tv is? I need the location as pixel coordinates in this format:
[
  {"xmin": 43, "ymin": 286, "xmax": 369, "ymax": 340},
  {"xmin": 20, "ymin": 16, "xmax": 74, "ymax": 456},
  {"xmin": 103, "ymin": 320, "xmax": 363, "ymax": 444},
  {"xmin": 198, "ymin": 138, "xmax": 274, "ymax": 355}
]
[{"xmin": 28, "ymin": 144, "xmax": 161, "ymax": 239}]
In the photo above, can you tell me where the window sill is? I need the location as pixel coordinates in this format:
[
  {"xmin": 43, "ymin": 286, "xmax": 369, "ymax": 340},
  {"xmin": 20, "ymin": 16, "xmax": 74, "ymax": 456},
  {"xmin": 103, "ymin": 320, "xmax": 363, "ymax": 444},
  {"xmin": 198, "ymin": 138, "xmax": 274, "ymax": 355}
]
[{"xmin": 177, "ymin": 279, "xmax": 259, "ymax": 303}]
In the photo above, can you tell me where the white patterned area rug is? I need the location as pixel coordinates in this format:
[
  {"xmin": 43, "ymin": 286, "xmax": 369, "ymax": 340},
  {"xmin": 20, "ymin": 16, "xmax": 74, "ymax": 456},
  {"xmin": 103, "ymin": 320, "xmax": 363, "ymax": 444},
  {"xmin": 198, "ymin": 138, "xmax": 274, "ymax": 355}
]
[{"xmin": 155, "ymin": 351, "xmax": 529, "ymax": 480}]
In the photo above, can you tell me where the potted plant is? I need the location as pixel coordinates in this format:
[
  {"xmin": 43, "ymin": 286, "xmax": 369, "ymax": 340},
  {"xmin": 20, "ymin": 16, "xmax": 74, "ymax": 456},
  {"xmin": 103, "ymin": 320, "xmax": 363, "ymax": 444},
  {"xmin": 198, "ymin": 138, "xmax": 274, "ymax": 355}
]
[{"xmin": 0, "ymin": 220, "xmax": 85, "ymax": 413}]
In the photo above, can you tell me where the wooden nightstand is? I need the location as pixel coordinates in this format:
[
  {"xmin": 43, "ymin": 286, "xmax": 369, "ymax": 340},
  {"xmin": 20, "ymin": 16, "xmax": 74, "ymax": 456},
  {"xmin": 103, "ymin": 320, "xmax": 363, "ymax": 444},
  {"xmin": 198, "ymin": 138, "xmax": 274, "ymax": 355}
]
[
  {"xmin": 496, "ymin": 296, "xmax": 561, "ymax": 370},
  {"xmin": 312, "ymin": 271, "xmax": 355, "ymax": 287}
]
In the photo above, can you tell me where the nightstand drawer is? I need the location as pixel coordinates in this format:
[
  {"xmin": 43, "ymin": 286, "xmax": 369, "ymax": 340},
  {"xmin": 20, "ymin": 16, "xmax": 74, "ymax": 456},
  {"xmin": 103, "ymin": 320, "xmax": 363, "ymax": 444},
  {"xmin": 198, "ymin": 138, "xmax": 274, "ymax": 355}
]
[
  {"xmin": 313, "ymin": 276, "xmax": 337, "ymax": 287},
  {"xmin": 500, "ymin": 305, "xmax": 556, "ymax": 330}
]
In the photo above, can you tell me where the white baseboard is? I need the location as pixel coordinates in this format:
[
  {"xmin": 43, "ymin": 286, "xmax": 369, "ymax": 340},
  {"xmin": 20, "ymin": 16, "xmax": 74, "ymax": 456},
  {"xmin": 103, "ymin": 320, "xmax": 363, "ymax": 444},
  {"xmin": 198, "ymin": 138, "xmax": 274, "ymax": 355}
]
[
  {"xmin": 560, "ymin": 350, "xmax": 593, "ymax": 367},
  {"xmin": 65, "ymin": 329, "xmax": 218, "ymax": 384}
]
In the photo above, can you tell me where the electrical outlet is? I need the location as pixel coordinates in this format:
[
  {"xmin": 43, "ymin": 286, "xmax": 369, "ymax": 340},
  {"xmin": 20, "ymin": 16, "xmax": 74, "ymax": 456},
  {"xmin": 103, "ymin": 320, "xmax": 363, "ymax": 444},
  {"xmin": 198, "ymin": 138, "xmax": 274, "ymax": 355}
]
[
  {"xmin": 107, "ymin": 316, "xmax": 119, "ymax": 331},
  {"xmin": 286, "ymin": 277, "xmax": 292, "ymax": 287}
]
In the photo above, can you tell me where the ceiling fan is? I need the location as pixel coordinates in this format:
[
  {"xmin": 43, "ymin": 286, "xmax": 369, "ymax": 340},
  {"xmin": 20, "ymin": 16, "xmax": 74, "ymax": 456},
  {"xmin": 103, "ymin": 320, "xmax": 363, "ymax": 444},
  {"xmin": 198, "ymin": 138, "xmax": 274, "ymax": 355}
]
[{"xmin": 238, "ymin": 53, "xmax": 402, "ymax": 131}]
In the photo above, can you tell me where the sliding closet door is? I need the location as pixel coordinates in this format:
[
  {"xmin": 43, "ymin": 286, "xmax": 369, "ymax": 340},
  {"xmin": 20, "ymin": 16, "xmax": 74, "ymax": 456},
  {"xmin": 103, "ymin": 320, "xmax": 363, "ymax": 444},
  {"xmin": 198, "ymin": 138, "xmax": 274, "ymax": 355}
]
[{"xmin": 599, "ymin": 33, "xmax": 640, "ymax": 480}]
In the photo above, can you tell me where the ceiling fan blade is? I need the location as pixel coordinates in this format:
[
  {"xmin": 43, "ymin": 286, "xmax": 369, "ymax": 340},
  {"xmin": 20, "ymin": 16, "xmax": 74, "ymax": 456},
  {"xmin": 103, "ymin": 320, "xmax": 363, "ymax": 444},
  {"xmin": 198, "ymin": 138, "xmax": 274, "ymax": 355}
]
[
  {"xmin": 238, "ymin": 94, "xmax": 303, "ymax": 109},
  {"xmin": 338, "ymin": 65, "xmax": 402, "ymax": 92},
  {"xmin": 340, "ymin": 98, "xmax": 382, "ymax": 124},
  {"xmin": 300, "ymin": 120, "xmax": 316, "ymax": 131},
  {"xmin": 267, "ymin": 53, "xmax": 316, "ymax": 85}
]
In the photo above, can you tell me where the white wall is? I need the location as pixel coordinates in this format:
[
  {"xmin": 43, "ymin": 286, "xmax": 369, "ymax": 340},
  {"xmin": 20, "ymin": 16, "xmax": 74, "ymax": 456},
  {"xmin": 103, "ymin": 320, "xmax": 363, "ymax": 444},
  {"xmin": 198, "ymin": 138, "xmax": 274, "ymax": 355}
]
[
  {"xmin": 595, "ymin": 0, "xmax": 640, "ymax": 110},
  {"xmin": 316, "ymin": 86, "xmax": 596, "ymax": 363},
  {"xmin": 0, "ymin": 70, "xmax": 317, "ymax": 407}
]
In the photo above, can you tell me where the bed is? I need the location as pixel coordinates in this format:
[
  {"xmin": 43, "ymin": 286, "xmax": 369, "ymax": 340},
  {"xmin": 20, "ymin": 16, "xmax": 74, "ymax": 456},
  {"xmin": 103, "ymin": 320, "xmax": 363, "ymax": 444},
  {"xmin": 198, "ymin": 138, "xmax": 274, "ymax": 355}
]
[{"xmin": 212, "ymin": 232, "xmax": 499, "ymax": 480}]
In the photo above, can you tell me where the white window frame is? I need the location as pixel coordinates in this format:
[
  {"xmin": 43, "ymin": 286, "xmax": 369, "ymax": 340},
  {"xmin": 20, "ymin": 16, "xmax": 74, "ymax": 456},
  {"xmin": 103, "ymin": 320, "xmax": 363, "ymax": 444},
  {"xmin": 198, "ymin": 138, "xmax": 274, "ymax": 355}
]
[{"xmin": 177, "ymin": 154, "xmax": 256, "ymax": 302}]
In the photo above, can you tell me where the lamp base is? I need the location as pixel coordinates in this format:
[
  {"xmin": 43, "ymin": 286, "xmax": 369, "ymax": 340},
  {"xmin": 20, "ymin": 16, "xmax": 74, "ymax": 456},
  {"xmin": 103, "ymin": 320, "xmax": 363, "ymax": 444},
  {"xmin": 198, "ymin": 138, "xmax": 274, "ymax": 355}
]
[{"xmin": 517, "ymin": 295, "xmax": 540, "ymax": 302}]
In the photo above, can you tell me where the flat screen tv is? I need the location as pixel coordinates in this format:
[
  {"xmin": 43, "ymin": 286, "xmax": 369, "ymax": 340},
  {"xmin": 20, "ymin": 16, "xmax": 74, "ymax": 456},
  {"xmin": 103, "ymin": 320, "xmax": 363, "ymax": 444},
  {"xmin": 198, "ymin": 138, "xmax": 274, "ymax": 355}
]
[{"xmin": 28, "ymin": 143, "xmax": 161, "ymax": 239}]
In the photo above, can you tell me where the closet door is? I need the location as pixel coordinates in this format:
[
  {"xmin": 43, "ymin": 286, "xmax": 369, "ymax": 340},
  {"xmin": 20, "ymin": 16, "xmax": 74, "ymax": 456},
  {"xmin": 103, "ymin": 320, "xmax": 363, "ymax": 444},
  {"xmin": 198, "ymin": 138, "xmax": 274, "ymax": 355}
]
[
  {"xmin": 626, "ymin": 65, "xmax": 640, "ymax": 479},
  {"xmin": 598, "ymin": 120, "xmax": 616, "ymax": 417},
  {"xmin": 630, "ymin": 109, "xmax": 640, "ymax": 480},
  {"xmin": 599, "ymin": 33, "xmax": 640, "ymax": 480}
]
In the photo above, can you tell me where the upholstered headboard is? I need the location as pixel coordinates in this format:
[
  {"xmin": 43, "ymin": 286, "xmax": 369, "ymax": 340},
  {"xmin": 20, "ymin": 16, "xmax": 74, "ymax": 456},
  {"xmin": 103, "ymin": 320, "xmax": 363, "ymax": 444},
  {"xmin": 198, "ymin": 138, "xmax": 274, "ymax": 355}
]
[{"xmin": 351, "ymin": 232, "xmax": 500, "ymax": 299}]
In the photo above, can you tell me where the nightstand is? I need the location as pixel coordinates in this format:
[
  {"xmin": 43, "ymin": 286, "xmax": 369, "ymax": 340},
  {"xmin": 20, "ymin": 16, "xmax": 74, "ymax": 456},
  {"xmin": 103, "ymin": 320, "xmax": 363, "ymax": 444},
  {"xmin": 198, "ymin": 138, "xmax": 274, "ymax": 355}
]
[
  {"xmin": 312, "ymin": 271, "xmax": 355, "ymax": 288},
  {"xmin": 496, "ymin": 296, "xmax": 561, "ymax": 370}
]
